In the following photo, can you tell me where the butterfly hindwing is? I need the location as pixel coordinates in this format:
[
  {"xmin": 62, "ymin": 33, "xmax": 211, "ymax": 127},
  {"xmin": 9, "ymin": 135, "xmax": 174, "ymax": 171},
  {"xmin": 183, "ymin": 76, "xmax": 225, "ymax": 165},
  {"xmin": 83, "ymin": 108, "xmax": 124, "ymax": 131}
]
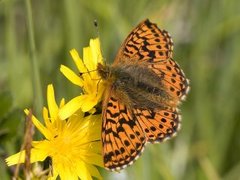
[
  {"xmin": 133, "ymin": 107, "xmax": 180, "ymax": 142},
  {"xmin": 148, "ymin": 58, "xmax": 190, "ymax": 101},
  {"xmin": 102, "ymin": 94, "xmax": 146, "ymax": 171}
]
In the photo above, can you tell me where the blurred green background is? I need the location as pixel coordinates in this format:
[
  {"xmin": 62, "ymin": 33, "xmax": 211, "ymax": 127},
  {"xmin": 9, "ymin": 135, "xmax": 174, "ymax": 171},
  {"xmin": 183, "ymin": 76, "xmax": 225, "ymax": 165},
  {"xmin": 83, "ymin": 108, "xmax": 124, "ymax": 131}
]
[{"xmin": 1, "ymin": 0, "xmax": 240, "ymax": 179}]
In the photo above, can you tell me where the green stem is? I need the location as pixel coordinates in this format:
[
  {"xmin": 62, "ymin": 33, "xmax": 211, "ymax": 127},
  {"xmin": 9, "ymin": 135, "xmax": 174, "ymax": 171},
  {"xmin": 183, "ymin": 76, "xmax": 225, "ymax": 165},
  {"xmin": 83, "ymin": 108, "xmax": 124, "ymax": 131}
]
[{"xmin": 25, "ymin": 0, "xmax": 43, "ymax": 116}]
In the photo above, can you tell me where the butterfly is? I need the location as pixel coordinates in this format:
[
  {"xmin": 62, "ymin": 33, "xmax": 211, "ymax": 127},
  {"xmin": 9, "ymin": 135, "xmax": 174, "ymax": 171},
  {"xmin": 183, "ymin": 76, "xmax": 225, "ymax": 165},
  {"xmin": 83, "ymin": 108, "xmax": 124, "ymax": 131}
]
[{"xmin": 97, "ymin": 19, "xmax": 190, "ymax": 171}]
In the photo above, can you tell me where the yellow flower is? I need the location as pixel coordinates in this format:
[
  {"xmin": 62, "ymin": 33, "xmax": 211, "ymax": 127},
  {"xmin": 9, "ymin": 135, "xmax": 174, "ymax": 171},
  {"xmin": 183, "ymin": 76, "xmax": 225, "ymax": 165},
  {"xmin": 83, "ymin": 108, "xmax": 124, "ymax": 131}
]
[
  {"xmin": 59, "ymin": 38, "xmax": 105, "ymax": 120},
  {"xmin": 6, "ymin": 84, "xmax": 103, "ymax": 180}
]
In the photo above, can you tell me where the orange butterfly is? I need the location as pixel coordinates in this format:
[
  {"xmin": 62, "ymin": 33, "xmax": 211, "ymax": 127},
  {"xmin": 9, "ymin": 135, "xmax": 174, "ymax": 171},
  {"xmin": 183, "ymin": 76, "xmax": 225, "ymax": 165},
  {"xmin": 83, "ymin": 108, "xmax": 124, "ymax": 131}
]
[{"xmin": 97, "ymin": 19, "xmax": 190, "ymax": 171}]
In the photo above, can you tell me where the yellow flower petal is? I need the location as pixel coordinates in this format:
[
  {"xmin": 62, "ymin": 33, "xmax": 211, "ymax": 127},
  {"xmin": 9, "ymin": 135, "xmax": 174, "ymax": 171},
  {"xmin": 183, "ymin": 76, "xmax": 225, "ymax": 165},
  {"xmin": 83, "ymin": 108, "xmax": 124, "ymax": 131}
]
[
  {"xmin": 81, "ymin": 97, "xmax": 98, "ymax": 112},
  {"xmin": 58, "ymin": 95, "xmax": 87, "ymax": 120},
  {"xmin": 6, "ymin": 83, "xmax": 103, "ymax": 179},
  {"xmin": 7, "ymin": 38, "xmax": 106, "ymax": 178},
  {"xmin": 82, "ymin": 39, "xmax": 102, "ymax": 72},
  {"xmin": 89, "ymin": 38, "xmax": 103, "ymax": 64},
  {"xmin": 59, "ymin": 94, "xmax": 99, "ymax": 120},
  {"xmin": 70, "ymin": 49, "xmax": 88, "ymax": 73},
  {"xmin": 83, "ymin": 46, "xmax": 93, "ymax": 70},
  {"xmin": 60, "ymin": 38, "xmax": 105, "ymax": 116},
  {"xmin": 80, "ymin": 153, "xmax": 103, "ymax": 167},
  {"xmin": 84, "ymin": 141, "xmax": 102, "ymax": 154},
  {"xmin": 43, "ymin": 107, "xmax": 51, "ymax": 130},
  {"xmin": 5, "ymin": 151, "xmax": 25, "ymax": 166},
  {"xmin": 24, "ymin": 109, "xmax": 51, "ymax": 139},
  {"xmin": 54, "ymin": 161, "xmax": 78, "ymax": 180},
  {"xmin": 76, "ymin": 161, "xmax": 92, "ymax": 180},
  {"xmin": 85, "ymin": 164, "xmax": 102, "ymax": 180},
  {"xmin": 47, "ymin": 84, "xmax": 59, "ymax": 120},
  {"xmin": 6, "ymin": 147, "xmax": 48, "ymax": 166},
  {"xmin": 59, "ymin": 98, "xmax": 65, "ymax": 108},
  {"xmin": 60, "ymin": 65, "xmax": 83, "ymax": 87}
]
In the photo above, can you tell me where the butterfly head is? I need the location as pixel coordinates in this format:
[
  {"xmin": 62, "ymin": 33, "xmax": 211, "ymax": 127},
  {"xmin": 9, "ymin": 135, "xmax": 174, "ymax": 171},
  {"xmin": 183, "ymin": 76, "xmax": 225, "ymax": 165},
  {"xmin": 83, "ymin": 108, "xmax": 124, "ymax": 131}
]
[{"xmin": 97, "ymin": 63, "xmax": 111, "ymax": 80}]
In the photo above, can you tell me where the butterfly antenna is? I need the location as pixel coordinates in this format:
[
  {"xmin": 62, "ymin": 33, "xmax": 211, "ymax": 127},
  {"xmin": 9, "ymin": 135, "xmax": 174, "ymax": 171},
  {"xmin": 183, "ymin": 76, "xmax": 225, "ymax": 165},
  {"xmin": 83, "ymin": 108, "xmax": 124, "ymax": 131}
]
[
  {"xmin": 94, "ymin": 19, "xmax": 100, "ymax": 37},
  {"xmin": 96, "ymin": 79, "xmax": 102, "ymax": 97},
  {"xmin": 94, "ymin": 19, "xmax": 107, "ymax": 66},
  {"xmin": 79, "ymin": 69, "xmax": 98, "ymax": 76}
]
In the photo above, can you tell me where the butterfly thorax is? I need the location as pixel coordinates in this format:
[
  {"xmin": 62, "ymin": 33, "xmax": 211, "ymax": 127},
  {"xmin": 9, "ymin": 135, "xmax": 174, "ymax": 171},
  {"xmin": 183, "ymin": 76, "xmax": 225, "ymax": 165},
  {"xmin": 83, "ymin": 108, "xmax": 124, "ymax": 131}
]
[{"xmin": 97, "ymin": 62, "xmax": 177, "ymax": 110}]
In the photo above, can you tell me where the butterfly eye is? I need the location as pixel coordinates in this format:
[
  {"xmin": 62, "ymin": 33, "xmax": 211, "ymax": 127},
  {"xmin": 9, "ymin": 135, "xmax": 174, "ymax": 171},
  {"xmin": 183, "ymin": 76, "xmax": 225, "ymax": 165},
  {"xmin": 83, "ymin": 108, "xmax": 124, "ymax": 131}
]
[
  {"xmin": 97, "ymin": 64, "xmax": 110, "ymax": 80},
  {"xmin": 114, "ymin": 79, "xmax": 125, "ymax": 87}
]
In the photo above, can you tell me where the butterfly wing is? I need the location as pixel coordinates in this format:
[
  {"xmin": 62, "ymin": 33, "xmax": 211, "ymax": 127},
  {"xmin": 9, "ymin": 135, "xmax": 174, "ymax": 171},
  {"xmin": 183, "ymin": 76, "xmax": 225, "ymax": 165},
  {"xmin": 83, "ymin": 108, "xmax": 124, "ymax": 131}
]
[
  {"xmin": 102, "ymin": 91, "xmax": 146, "ymax": 171},
  {"xmin": 148, "ymin": 58, "xmax": 190, "ymax": 101},
  {"xmin": 114, "ymin": 19, "xmax": 189, "ymax": 101},
  {"xmin": 102, "ymin": 94, "xmax": 181, "ymax": 170},
  {"xmin": 114, "ymin": 19, "xmax": 173, "ymax": 63},
  {"xmin": 133, "ymin": 107, "xmax": 181, "ymax": 143}
]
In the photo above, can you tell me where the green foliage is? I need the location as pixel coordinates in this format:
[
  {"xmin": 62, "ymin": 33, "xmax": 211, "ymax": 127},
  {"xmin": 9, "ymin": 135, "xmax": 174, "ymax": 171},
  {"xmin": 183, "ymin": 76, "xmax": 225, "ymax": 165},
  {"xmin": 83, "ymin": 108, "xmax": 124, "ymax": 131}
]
[{"xmin": 1, "ymin": 0, "xmax": 240, "ymax": 179}]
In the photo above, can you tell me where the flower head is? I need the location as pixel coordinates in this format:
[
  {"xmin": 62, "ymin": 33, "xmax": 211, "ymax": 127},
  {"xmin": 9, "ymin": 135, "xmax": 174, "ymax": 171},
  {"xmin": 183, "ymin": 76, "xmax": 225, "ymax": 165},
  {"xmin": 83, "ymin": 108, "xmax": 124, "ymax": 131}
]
[
  {"xmin": 59, "ymin": 38, "xmax": 105, "ymax": 120},
  {"xmin": 6, "ymin": 84, "xmax": 103, "ymax": 180}
]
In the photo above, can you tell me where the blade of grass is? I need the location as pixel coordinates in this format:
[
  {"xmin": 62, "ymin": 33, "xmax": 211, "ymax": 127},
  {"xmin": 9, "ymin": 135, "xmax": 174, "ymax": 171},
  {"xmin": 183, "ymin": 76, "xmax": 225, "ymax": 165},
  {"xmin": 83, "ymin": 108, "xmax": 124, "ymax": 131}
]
[{"xmin": 25, "ymin": 0, "xmax": 43, "ymax": 116}]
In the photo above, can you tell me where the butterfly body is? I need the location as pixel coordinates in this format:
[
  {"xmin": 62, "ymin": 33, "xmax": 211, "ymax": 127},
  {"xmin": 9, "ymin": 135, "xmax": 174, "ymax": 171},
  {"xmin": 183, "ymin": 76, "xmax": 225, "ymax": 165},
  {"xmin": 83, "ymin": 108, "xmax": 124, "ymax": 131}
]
[
  {"xmin": 98, "ymin": 19, "xmax": 190, "ymax": 171},
  {"xmin": 98, "ymin": 62, "xmax": 177, "ymax": 111}
]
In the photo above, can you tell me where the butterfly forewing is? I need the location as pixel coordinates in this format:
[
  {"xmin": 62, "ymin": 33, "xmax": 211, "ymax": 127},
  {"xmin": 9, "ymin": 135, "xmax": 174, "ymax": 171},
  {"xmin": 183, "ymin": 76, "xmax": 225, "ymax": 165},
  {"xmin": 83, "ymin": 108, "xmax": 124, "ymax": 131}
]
[
  {"xmin": 114, "ymin": 19, "xmax": 174, "ymax": 64},
  {"xmin": 114, "ymin": 19, "xmax": 189, "ymax": 101}
]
